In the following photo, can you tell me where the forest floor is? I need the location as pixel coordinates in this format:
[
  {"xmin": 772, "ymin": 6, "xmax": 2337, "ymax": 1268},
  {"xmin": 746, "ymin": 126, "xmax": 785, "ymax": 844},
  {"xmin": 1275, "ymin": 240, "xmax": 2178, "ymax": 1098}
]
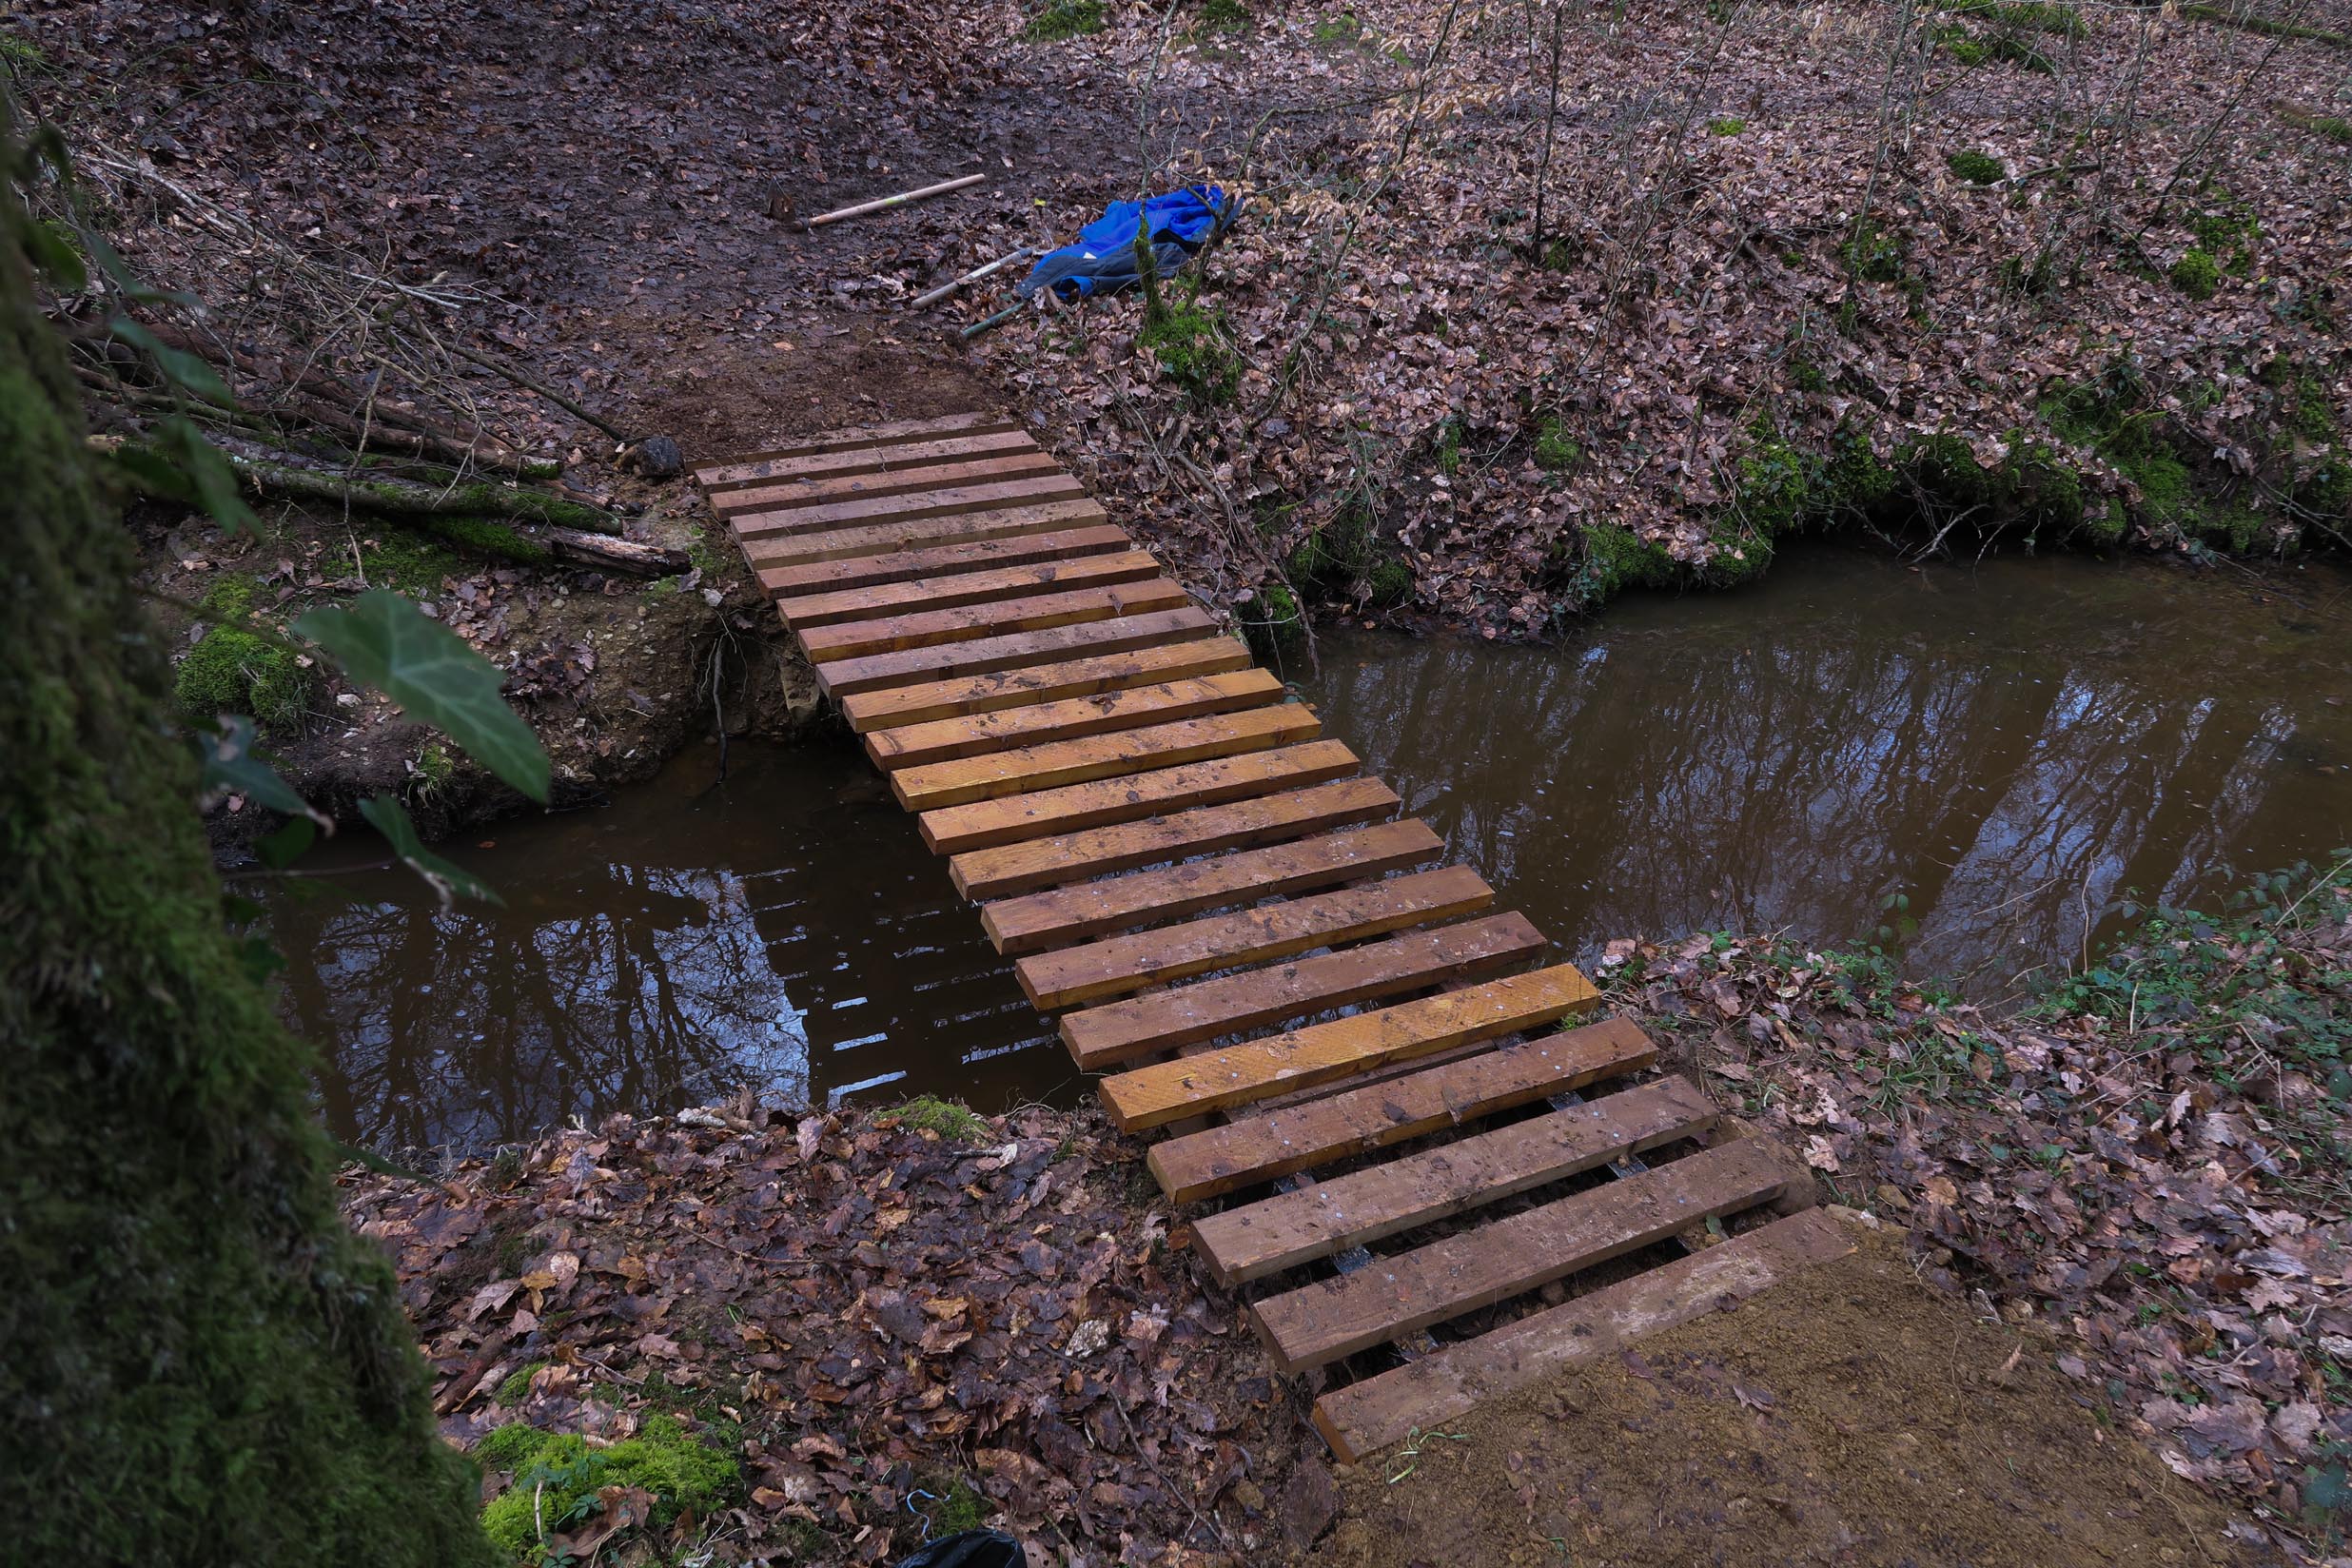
[
  {"xmin": 20, "ymin": 0, "xmax": 2349, "ymax": 836},
  {"xmin": 343, "ymin": 859, "xmax": 2349, "ymax": 1566}
]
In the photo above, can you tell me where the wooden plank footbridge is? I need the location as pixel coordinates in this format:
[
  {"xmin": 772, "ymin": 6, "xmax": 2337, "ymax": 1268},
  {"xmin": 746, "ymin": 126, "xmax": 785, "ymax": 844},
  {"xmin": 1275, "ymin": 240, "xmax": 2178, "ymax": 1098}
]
[{"xmin": 694, "ymin": 411, "xmax": 1855, "ymax": 1461}]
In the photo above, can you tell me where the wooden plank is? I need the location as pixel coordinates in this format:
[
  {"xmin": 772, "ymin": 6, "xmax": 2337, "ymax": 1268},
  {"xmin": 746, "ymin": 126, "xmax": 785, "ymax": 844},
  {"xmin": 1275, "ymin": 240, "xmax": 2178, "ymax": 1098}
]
[
  {"xmin": 1017, "ymin": 865, "xmax": 1494, "ymax": 1012},
  {"xmin": 984, "ymin": 818, "xmax": 1445, "ymax": 956},
  {"xmin": 1190, "ymin": 1076, "xmax": 1718, "ymax": 1284},
  {"xmin": 1119, "ymin": 968, "xmax": 1617, "ymax": 1142},
  {"xmin": 692, "ymin": 413, "xmax": 1018, "ymax": 479},
  {"xmin": 799, "ymin": 578, "xmax": 1191, "ymax": 663},
  {"xmin": 713, "ymin": 450, "xmax": 1061, "ymax": 514},
  {"xmin": 844, "ymin": 637, "xmax": 1255, "ymax": 734},
  {"xmin": 777, "ymin": 549, "xmax": 1162, "ymax": 630},
  {"xmin": 1251, "ymin": 1138, "xmax": 1793, "ymax": 1373},
  {"xmin": 740, "ymin": 500, "xmax": 1112, "ymax": 569},
  {"xmin": 815, "ymin": 607, "xmax": 1221, "ymax": 698},
  {"xmin": 704, "ymin": 429, "xmax": 1040, "ymax": 492},
  {"xmin": 948, "ymin": 777, "xmax": 1401, "ymax": 901},
  {"xmin": 868, "ymin": 669, "xmax": 1285, "ymax": 770},
  {"xmin": 1146, "ymin": 1018, "xmax": 1656, "ymax": 1203},
  {"xmin": 1062, "ymin": 911, "xmax": 1546, "ymax": 1068},
  {"xmin": 892, "ymin": 704, "xmax": 1323, "ymax": 812},
  {"xmin": 756, "ymin": 522, "xmax": 1130, "ymax": 598},
  {"xmin": 1311, "ymin": 1207, "xmax": 1857, "ymax": 1462},
  {"xmin": 919, "ymin": 740, "xmax": 1362, "ymax": 855},
  {"xmin": 735, "ymin": 474, "xmax": 1087, "ymax": 539}
]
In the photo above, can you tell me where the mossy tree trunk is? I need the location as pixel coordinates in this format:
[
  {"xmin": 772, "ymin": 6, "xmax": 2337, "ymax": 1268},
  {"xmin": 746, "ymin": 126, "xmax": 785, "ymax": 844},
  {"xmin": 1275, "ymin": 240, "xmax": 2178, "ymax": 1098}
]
[{"xmin": 0, "ymin": 111, "xmax": 497, "ymax": 1566}]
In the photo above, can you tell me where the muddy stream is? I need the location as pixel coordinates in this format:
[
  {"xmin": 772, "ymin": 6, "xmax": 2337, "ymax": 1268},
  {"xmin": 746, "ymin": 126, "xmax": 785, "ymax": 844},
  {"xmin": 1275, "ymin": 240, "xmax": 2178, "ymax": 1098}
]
[{"xmin": 266, "ymin": 543, "xmax": 2352, "ymax": 1151}]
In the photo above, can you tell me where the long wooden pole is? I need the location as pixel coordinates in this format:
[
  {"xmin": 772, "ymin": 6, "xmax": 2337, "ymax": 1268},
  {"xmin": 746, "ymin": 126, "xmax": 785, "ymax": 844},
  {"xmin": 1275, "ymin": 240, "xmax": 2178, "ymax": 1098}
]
[
  {"xmin": 910, "ymin": 245, "xmax": 1040, "ymax": 309},
  {"xmin": 804, "ymin": 173, "xmax": 987, "ymax": 230}
]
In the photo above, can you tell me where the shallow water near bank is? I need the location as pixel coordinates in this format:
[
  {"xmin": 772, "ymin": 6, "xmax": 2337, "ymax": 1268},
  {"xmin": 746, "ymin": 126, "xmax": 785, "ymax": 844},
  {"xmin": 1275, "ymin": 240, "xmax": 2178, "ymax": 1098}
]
[{"xmin": 271, "ymin": 542, "xmax": 2352, "ymax": 1150}]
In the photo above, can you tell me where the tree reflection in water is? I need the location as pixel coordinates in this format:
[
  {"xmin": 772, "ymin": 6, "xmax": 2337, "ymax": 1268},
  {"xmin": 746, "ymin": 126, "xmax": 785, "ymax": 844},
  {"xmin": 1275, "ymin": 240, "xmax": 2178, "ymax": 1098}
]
[
  {"xmin": 266, "ymin": 741, "xmax": 1060, "ymax": 1152},
  {"xmin": 1303, "ymin": 544, "xmax": 2351, "ymax": 989}
]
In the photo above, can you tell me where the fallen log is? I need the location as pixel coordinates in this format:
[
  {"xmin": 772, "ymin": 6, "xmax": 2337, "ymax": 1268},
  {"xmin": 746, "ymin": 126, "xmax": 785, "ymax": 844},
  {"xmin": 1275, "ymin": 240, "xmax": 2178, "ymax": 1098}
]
[
  {"xmin": 222, "ymin": 453, "xmax": 629, "ymax": 535},
  {"xmin": 543, "ymin": 526, "xmax": 690, "ymax": 578}
]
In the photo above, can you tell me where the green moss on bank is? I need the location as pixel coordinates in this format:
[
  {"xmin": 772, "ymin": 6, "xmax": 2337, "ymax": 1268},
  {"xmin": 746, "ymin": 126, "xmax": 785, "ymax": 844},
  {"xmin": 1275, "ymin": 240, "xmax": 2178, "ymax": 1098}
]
[
  {"xmin": 476, "ymin": 1416, "xmax": 739, "ymax": 1559},
  {"xmin": 173, "ymin": 577, "xmax": 318, "ymax": 731},
  {"xmin": 884, "ymin": 1094, "xmax": 990, "ymax": 1143}
]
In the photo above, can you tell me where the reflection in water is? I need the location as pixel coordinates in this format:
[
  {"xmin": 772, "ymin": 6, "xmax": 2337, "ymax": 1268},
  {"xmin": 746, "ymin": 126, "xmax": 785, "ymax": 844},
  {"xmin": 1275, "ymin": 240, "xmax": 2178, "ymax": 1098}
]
[
  {"xmin": 267, "ymin": 741, "xmax": 1068, "ymax": 1151},
  {"xmin": 269, "ymin": 541, "xmax": 2352, "ymax": 1152},
  {"xmin": 1298, "ymin": 543, "xmax": 2352, "ymax": 988}
]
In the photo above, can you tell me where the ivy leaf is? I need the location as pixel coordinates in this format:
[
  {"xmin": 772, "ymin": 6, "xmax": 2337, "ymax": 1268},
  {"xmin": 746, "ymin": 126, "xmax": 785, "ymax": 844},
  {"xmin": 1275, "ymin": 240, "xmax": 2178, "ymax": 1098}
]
[
  {"xmin": 358, "ymin": 794, "xmax": 500, "ymax": 909},
  {"xmin": 108, "ymin": 317, "xmax": 234, "ymax": 406},
  {"xmin": 294, "ymin": 591, "xmax": 550, "ymax": 802},
  {"xmin": 148, "ymin": 417, "xmax": 259, "ymax": 534},
  {"xmin": 194, "ymin": 715, "xmax": 332, "ymax": 829},
  {"xmin": 23, "ymin": 217, "xmax": 87, "ymax": 290}
]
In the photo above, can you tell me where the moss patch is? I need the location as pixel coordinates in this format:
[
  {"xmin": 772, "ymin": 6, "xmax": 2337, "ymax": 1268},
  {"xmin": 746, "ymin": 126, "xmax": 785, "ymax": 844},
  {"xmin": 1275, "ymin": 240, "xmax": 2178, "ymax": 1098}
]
[
  {"xmin": 476, "ymin": 1415, "xmax": 739, "ymax": 1559},
  {"xmin": 1024, "ymin": 0, "xmax": 1104, "ymax": 39},
  {"xmin": 494, "ymin": 1361, "xmax": 550, "ymax": 1405},
  {"xmin": 1947, "ymin": 147, "xmax": 2004, "ymax": 185},
  {"xmin": 174, "ymin": 620, "xmax": 316, "ymax": 732},
  {"xmin": 882, "ymin": 1095, "xmax": 990, "ymax": 1143},
  {"xmin": 1707, "ymin": 116, "xmax": 1746, "ymax": 137},
  {"xmin": 1532, "ymin": 416, "xmax": 1582, "ymax": 473},
  {"xmin": 2168, "ymin": 246, "xmax": 2221, "ymax": 300},
  {"xmin": 1138, "ymin": 300, "xmax": 1241, "ymax": 405}
]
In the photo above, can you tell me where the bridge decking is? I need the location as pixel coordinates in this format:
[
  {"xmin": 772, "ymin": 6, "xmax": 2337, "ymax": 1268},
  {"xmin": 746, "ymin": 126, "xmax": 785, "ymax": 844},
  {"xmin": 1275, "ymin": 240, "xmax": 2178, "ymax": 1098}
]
[{"xmin": 695, "ymin": 411, "xmax": 1852, "ymax": 1462}]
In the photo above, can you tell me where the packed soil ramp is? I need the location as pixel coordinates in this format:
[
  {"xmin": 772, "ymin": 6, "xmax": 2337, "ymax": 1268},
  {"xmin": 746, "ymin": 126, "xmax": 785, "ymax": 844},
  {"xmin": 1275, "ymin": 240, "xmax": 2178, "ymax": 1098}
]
[{"xmin": 696, "ymin": 412, "xmax": 1848, "ymax": 1459}]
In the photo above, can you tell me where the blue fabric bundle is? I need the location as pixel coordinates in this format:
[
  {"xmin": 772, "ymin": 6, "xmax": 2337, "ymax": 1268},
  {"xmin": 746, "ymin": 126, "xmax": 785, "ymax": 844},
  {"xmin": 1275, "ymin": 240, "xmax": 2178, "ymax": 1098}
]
[{"xmin": 1018, "ymin": 186, "xmax": 1240, "ymax": 302}]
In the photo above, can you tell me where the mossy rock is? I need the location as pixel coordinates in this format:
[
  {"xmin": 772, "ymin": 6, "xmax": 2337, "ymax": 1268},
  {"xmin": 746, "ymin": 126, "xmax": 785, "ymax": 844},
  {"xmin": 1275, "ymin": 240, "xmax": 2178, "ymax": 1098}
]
[
  {"xmin": 477, "ymin": 1415, "xmax": 739, "ymax": 1560},
  {"xmin": 174, "ymin": 622, "xmax": 316, "ymax": 733}
]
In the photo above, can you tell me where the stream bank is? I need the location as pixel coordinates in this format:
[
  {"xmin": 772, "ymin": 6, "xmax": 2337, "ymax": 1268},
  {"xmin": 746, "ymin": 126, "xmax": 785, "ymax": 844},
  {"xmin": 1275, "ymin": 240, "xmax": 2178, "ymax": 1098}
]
[{"xmin": 345, "ymin": 841, "xmax": 2346, "ymax": 1565}]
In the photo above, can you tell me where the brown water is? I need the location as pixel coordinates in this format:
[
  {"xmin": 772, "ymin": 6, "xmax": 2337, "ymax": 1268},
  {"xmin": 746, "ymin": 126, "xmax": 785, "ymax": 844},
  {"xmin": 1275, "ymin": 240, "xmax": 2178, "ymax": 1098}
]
[{"xmin": 269, "ymin": 542, "xmax": 2352, "ymax": 1151}]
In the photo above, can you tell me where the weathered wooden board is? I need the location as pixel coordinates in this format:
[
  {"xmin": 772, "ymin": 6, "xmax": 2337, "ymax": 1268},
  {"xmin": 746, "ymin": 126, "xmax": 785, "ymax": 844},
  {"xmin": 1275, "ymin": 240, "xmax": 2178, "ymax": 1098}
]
[
  {"xmin": 1141, "ymin": 1019, "xmax": 1652, "ymax": 1204},
  {"xmin": 756, "ymin": 522, "xmax": 1131, "ymax": 599},
  {"xmin": 735, "ymin": 474, "xmax": 1088, "ymax": 539},
  {"xmin": 777, "ymin": 549, "xmax": 1162, "ymax": 630},
  {"xmin": 704, "ymin": 429, "xmax": 1040, "ymax": 492},
  {"xmin": 917, "ymin": 740, "xmax": 1362, "ymax": 855},
  {"xmin": 713, "ymin": 450, "xmax": 1062, "ymax": 514},
  {"xmin": 1190, "ymin": 1076, "xmax": 1718, "ymax": 1284},
  {"xmin": 1098, "ymin": 962, "xmax": 1600, "ymax": 1132},
  {"xmin": 1015, "ymin": 864, "xmax": 1494, "ymax": 1012},
  {"xmin": 1251, "ymin": 1139, "xmax": 1793, "ymax": 1372},
  {"xmin": 1064, "ymin": 911, "xmax": 1547, "ymax": 1069},
  {"xmin": 868, "ymin": 670, "xmax": 1286, "ymax": 770},
  {"xmin": 798, "ymin": 578, "xmax": 1191, "ymax": 663},
  {"xmin": 692, "ymin": 413, "xmax": 1020, "ymax": 480},
  {"xmin": 1310, "ymin": 1208, "xmax": 1857, "ymax": 1462},
  {"xmin": 892, "ymin": 704, "xmax": 1323, "ymax": 812},
  {"xmin": 983, "ymin": 818, "xmax": 1445, "ymax": 956},
  {"xmin": 816, "ymin": 607, "xmax": 1220, "ymax": 698},
  {"xmin": 946, "ymin": 777, "xmax": 1402, "ymax": 901},
  {"xmin": 843, "ymin": 637, "xmax": 1258, "ymax": 734},
  {"xmin": 741, "ymin": 500, "xmax": 1110, "ymax": 569}
]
